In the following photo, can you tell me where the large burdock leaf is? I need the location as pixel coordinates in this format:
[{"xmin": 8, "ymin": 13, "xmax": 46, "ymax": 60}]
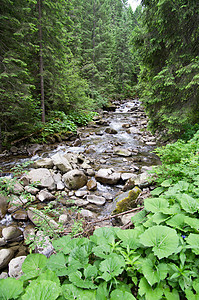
[
  {"xmin": 0, "ymin": 278, "xmax": 23, "ymax": 299},
  {"xmin": 139, "ymin": 226, "xmax": 179, "ymax": 259},
  {"xmin": 177, "ymin": 194, "xmax": 199, "ymax": 213},
  {"xmin": 110, "ymin": 289, "xmax": 136, "ymax": 300},
  {"xmin": 22, "ymin": 280, "xmax": 61, "ymax": 300},
  {"xmin": 144, "ymin": 197, "xmax": 168, "ymax": 213},
  {"xmin": 186, "ymin": 234, "xmax": 199, "ymax": 255},
  {"xmin": 22, "ymin": 253, "xmax": 47, "ymax": 273}
]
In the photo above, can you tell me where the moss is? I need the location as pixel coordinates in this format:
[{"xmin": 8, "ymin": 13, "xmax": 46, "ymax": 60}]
[{"xmin": 113, "ymin": 187, "xmax": 141, "ymax": 214}]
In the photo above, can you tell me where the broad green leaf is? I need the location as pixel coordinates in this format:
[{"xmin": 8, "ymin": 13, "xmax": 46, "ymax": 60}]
[
  {"xmin": 161, "ymin": 204, "xmax": 181, "ymax": 215},
  {"xmin": 37, "ymin": 269, "xmax": 60, "ymax": 286},
  {"xmin": 185, "ymin": 289, "xmax": 198, "ymax": 300},
  {"xmin": 52, "ymin": 236, "xmax": 89, "ymax": 255},
  {"xmin": 110, "ymin": 289, "xmax": 136, "ymax": 300},
  {"xmin": 173, "ymin": 181, "xmax": 190, "ymax": 191},
  {"xmin": 150, "ymin": 187, "xmax": 165, "ymax": 196},
  {"xmin": 186, "ymin": 234, "xmax": 199, "ymax": 255},
  {"xmin": 68, "ymin": 246, "xmax": 89, "ymax": 267},
  {"xmin": 22, "ymin": 253, "xmax": 47, "ymax": 273},
  {"xmin": 47, "ymin": 253, "xmax": 68, "ymax": 276},
  {"xmin": 84, "ymin": 265, "xmax": 98, "ymax": 280},
  {"xmin": 161, "ymin": 179, "xmax": 172, "ymax": 187},
  {"xmin": 142, "ymin": 258, "xmax": 168, "ymax": 286},
  {"xmin": 164, "ymin": 288, "xmax": 180, "ymax": 300},
  {"xmin": 177, "ymin": 194, "xmax": 199, "ymax": 213},
  {"xmin": 99, "ymin": 254, "xmax": 125, "ymax": 281},
  {"xmin": 96, "ymin": 282, "xmax": 109, "ymax": 300},
  {"xmin": 151, "ymin": 212, "xmax": 169, "ymax": 225},
  {"xmin": 90, "ymin": 227, "xmax": 118, "ymax": 245},
  {"xmin": 92, "ymin": 244, "xmax": 112, "ymax": 258},
  {"xmin": 184, "ymin": 217, "xmax": 199, "ymax": 231},
  {"xmin": 68, "ymin": 271, "xmax": 97, "ymax": 289},
  {"xmin": 0, "ymin": 278, "xmax": 23, "ymax": 300},
  {"xmin": 139, "ymin": 277, "xmax": 163, "ymax": 300},
  {"xmin": 22, "ymin": 280, "xmax": 61, "ymax": 300},
  {"xmin": 131, "ymin": 209, "xmax": 147, "ymax": 226},
  {"xmin": 144, "ymin": 197, "xmax": 168, "ymax": 213},
  {"xmin": 166, "ymin": 214, "xmax": 185, "ymax": 229},
  {"xmin": 139, "ymin": 225, "xmax": 179, "ymax": 259},
  {"xmin": 116, "ymin": 228, "xmax": 140, "ymax": 249},
  {"xmin": 61, "ymin": 284, "xmax": 80, "ymax": 299}
]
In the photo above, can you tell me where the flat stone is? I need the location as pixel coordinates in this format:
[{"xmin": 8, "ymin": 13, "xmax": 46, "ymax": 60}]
[
  {"xmin": 56, "ymin": 181, "xmax": 65, "ymax": 190},
  {"xmin": 63, "ymin": 169, "xmax": 87, "ymax": 190},
  {"xmin": 24, "ymin": 185, "xmax": 39, "ymax": 195},
  {"xmin": 74, "ymin": 199, "xmax": 89, "ymax": 207},
  {"xmin": 12, "ymin": 210, "xmax": 28, "ymax": 221},
  {"xmin": 95, "ymin": 168, "xmax": 120, "ymax": 185},
  {"xmin": 35, "ymin": 231, "xmax": 54, "ymax": 258},
  {"xmin": 37, "ymin": 190, "xmax": 55, "ymax": 202},
  {"xmin": 28, "ymin": 168, "xmax": 56, "ymax": 190},
  {"xmin": 75, "ymin": 190, "xmax": 88, "ymax": 197},
  {"xmin": 51, "ymin": 153, "xmax": 72, "ymax": 173},
  {"xmin": 87, "ymin": 195, "xmax": 106, "ymax": 206},
  {"xmin": 34, "ymin": 158, "xmax": 53, "ymax": 169},
  {"xmin": 0, "ymin": 249, "xmax": 14, "ymax": 270},
  {"xmin": 87, "ymin": 179, "xmax": 97, "ymax": 191},
  {"xmin": 114, "ymin": 148, "xmax": 132, "ymax": 157},
  {"xmin": 2, "ymin": 226, "xmax": 23, "ymax": 241},
  {"xmin": 80, "ymin": 209, "xmax": 96, "ymax": 219},
  {"xmin": 8, "ymin": 256, "xmax": 26, "ymax": 278},
  {"xmin": 121, "ymin": 173, "xmax": 137, "ymax": 181}
]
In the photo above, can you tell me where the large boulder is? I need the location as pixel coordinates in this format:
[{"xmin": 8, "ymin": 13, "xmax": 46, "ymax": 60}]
[
  {"xmin": 62, "ymin": 170, "xmax": 87, "ymax": 190},
  {"xmin": 51, "ymin": 153, "xmax": 72, "ymax": 173},
  {"xmin": 2, "ymin": 226, "xmax": 23, "ymax": 241},
  {"xmin": 28, "ymin": 168, "xmax": 56, "ymax": 190},
  {"xmin": 0, "ymin": 195, "xmax": 8, "ymax": 219},
  {"xmin": 95, "ymin": 168, "xmax": 120, "ymax": 185},
  {"xmin": 112, "ymin": 187, "xmax": 141, "ymax": 214}
]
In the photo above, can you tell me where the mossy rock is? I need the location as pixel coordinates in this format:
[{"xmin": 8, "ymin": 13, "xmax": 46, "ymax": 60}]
[{"xmin": 113, "ymin": 187, "xmax": 141, "ymax": 214}]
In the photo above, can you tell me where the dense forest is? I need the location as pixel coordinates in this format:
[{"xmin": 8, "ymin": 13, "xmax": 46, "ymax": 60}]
[{"xmin": 0, "ymin": 0, "xmax": 198, "ymax": 149}]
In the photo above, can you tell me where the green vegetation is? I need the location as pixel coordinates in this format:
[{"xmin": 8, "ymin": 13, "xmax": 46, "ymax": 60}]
[{"xmin": 1, "ymin": 129, "xmax": 199, "ymax": 298}]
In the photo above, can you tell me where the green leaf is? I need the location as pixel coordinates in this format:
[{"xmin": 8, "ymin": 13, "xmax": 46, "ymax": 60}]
[
  {"xmin": 139, "ymin": 225, "xmax": 179, "ymax": 259},
  {"xmin": 68, "ymin": 246, "xmax": 89, "ymax": 267},
  {"xmin": 173, "ymin": 181, "xmax": 190, "ymax": 191},
  {"xmin": 47, "ymin": 253, "xmax": 68, "ymax": 276},
  {"xmin": 177, "ymin": 194, "xmax": 199, "ymax": 213},
  {"xmin": 99, "ymin": 254, "xmax": 125, "ymax": 281},
  {"xmin": 92, "ymin": 244, "xmax": 112, "ymax": 259},
  {"xmin": 96, "ymin": 282, "xmax": 109, "ymax": 300},
  {"xmin": 142, "ymin": 258, "xmax": 168, "ymax": 286},
  {"xmin": 164, "ymin": 288, "xmax": 180, "ymax": 300},
  {"xmin": 68, "ymin": 271, "xmax": 97, "ymax": 289},
  {"xmin": 116, "ymin": 228, "xmax": 140, "ymax": 249},
  {"xmin": 186, "ymin": 234, "xmax": 199, "ymax": 255},
  {"xmin": 131, "ymin": 209, "xmax": 147, "ymax": 226},
  {"xmin": 22, "ymin": 253, "xmax": 47, "ymax": 274},
  {"xmin": 150, "ymin": 187, "xmax": 165, "ymax": 196},
  {"xmin": 22, "ymin": 280, "xmax": 61, "ymax": 300},
  {"xmin": 151, "ymin": 212, "xmax": 169, "ymax": 225},
  {"xmin": 161, "ymin": 179, "xmax": 173, "ymax": 187},
  {"xmin": 90, "ymin": 227, "xmax": 118, "ymax": 245},
  {"xmin": 166, "ymin": 214, "xmax": 186, "ymax": 229},
  {"xmin": 37, "ymin": 269, "xmax": 60, "ymax": 286},
  {"xmin": 184, "ymin": 216, "xmax": 199, "ymax": 231},
  {"xmin": 139, "ymin": 277, "xmax": 163, "ymax": 300},
  {"xmin": 0, "ymin": 278, "xmax": 23, "ymax": 300},
  {"xmin": 185, "ymin": 289, "xmax": 198, "ymax": 300},
  {"xmin": 110, "ymin": 289, "xmax": 136, "ymax": 300},
  {"xmin": 84, "ymin": 265, "xmax": 98, "ymax": 280},
  {"xmin": 144, "ymin": 197, "xmax": 168, "ymax": 213}
]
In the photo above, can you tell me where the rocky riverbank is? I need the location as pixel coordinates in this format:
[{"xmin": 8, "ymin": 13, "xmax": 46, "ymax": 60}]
[{"xmin": 0, "ymin": 98, "xmax": 161, "ymax": 278}]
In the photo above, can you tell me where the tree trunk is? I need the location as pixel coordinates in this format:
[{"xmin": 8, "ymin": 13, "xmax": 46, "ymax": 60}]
[{"xmin": 38, "ymin": 0, "xmax": 45, "ymax": 123}]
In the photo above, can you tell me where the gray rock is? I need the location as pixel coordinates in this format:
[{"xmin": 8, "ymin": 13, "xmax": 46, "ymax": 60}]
[
  {"xmin": 34, "ymin": 158, "xmax": 53, "ymax": 169},
  {"xmin": 114, "ymin": 148, "xmax": 132, "ymax": 157},
  {"xmin": 75, "ymin": 190, "xmax": 88, "ymax": 197},
  {"xmin": 8, "ymin": 256, "xmax": 26, "ymax": 278},
  {"xmin": 121, "ymin": 173, "xmax": 137, "ymax": 181},
  {"xmin": 80, "ymin": 209, "xmax": 96, "ymax": 219},
  {"xmin": 0, "ymin": 195, "xmax": 8, "ymax": 220},
  {"xmin": 63, "ymin": 169, "xmax": 87, "ymax": 190},
  {"xmin": 35, "ymin": 231, "xmax": 54, "ymax": 258},
  {"xmin": 24, "ymin": 185, "xmax": 39, "ymax": 195},
  {"xmin": 102, "ymin": 193, "xmax": 113, "ymax": 201},
  {"xmin": 23, "ymin": 225, "xmax": 35, "ymax": 241},
  {"xmin": 87, "ymin": 195, "xmax": 106, "ymax": 206},
  {"xmin": 74, "ymin": 199, "xmax": 89, "ymax": 207},
  {"xmin": 105, "ymin": 127, "xmax": 118, "ymax": 134},
  {"xmin": 51, "ymin": 153, "xmax": 72, "ymax": 173},
  {"xmin": 37, "ymin": 190, "xmax": 55, "ymax": 202},
  {"xmin": 58, "ymin": 214, "xmax": 70, "ymax": 225},
  {"xmin": 87, "ymin": 179, "xmax": 97, "ymax": 191},
  {"xmin": 95, "ymin": 168, "xmax": 121, "ymax": 185},
  {"xmin": 0, "ymin": 272, "xmax": 8, "ymax": 279},
  {"xmin": 28, "ymin": 168, "xmax": 56, "ymax": 190},
  {"xmin": 12, "ymin": 181, "xmax": 24, "ymax": 195},
  {"xmin": 120, "ymin": 212, "xmax": 137, "ymax": 225},
  {"xmin": 56, "ymin": 181, "xmax": 65, "ymax": 190},
  {"xmin": 0, "ymin": 249, "xmax": 14, "ymax": 270},
  {"xmin": 0, "ymin": 238, "xmax": 6, "ymax": 246},
  {"xmin": 2, "ymin": 226, "xmax": 23, "ymax": 241},
  {"xmin": 12, "ymin": 209, "xmax": 28, "ymax": 221}
]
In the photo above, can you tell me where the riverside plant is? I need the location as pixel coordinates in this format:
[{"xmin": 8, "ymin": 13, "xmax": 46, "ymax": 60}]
[{"xmin": 0, "ymin": 131, "xmax": 199, "ymax": 299}]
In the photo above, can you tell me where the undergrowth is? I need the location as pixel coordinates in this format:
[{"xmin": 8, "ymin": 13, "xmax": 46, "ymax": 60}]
[{"xmin": 0, "ymin": 131, "xmax": 199, "ymax": 299}]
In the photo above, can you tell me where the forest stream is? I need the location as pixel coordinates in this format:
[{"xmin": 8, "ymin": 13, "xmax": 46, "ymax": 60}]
[{"xmin": 0, "ymin": 99, "xmax": 161, "ymax": 273}]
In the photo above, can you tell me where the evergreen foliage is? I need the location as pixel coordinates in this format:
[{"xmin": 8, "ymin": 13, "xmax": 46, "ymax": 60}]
[{"xmin": 132, "ymin": 0, "xmax": 199, "ymax": 137}]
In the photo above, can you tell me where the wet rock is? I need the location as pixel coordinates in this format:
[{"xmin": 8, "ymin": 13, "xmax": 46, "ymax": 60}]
[
  {"xmin": 121, "ymin": 173, "xmax": 136, "ymax": 181},
  {"xmin": 113, "ymin": 187, "xmax": 141, "ymax": 214},
  {"xmin": 75, "ymin": 190, "xmax": 88, "ymax": 197},
  {"xmin": 27, "ymin": 208, "xmax": 59, "ymax": 230},
  {"xmin": 0, "ymin": 238, "xmax": 6, "ymax": 246},
  {"xmin": 102, "ymin": 192, "xmax": 113, "ymax": 201},
  {"xmin": 28, "ymin": 168, "xmax": 56, "ymax": 190},
  {"xmin": 2, "ymin": 226, "xmax": 23, "ymax": 241},
  {"xmin": 63, "ymin": 170, "xmax": 87, "ymax": 190},
  {"xmin": 37, "ymin": 189, "xmax": 55, "ymax": 202},
  {"xmin": 8, "ymin": 256, "xmax": 26, "ymax": 278},
  {"xmin": 35, "ymin": 231, "xmax": 54, "ymax": 257},
  {"xmin": 0, "ymin": 195, "xmax": 8, "ymax": 220},
  {"xmin": 134, "ymin": 172, "xmax": 154, "ymax": 188},
  {"xmin": 87, "ymin": 195, "xmax": 106, "ymax": 206},
  {"xmin": 87, "ymin": 179, "xmax": 97, "ymax": 191},
  {"xmin": 114, "ymin": 148, "xmax": 132, "ymax": 157},
  {"xmin": 51, "ymin": 153, "xmax": 72, "ymax": 173},
  {"xmin": 0, "ymin": 249, "xmax": 14, "ymax": 270},
  {"xmin": 95, "ymin": 168, "xmax": 121, "ymax": 185},
  {"xmin": 34, "ymin": 158, "xmax": 53, "ymax": 169},
  {"xmin": 105, "ymin": 127, "xmax": 118, "ymax": 134},
  {"xmin": 85, "ymin": 168, "xmax": 95, "ymax": 176},
  {"xmin": 74, "ymin": 199, "xmax": 89, "ymax": 207},
  {"xmin": 24, "ymin": 185, "xmax": 39, "ymax": 195},
  {"xmin": 80, "ymin": 209, "xmax": 96, "ymax": 219},
  {"xmin": 12, "ymin": 209, "xmax": 28, "ymax": 221},
  {"xmin": 58, "ymin": 214, "xmax": 70, "ymax": 225},
  {"xmin": 146, "ymin": 141, "xmax": 156, "ymax": 146}
]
